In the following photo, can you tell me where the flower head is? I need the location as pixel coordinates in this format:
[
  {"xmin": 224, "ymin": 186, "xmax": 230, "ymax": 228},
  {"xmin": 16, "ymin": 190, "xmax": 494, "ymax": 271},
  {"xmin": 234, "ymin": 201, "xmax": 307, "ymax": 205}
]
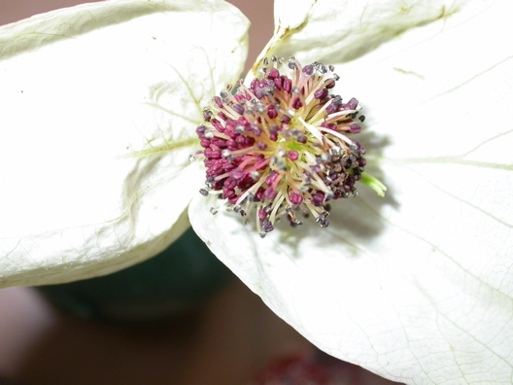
[{"xmin": 198, "ymin": 56, "xmax": 385, "ymax": 235}]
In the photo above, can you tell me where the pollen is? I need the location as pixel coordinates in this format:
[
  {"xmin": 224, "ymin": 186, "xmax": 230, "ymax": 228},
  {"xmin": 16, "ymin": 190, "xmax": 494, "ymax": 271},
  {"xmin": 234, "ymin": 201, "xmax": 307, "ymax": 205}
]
[{"xmin": 196, "ymin": 57, "xmax": 385, "ymax": 237}]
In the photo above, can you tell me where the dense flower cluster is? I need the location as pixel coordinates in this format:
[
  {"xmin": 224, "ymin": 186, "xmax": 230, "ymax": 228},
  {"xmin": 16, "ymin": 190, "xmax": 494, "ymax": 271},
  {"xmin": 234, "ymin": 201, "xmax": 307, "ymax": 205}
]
[{"xmin": 197, "ymin": 57, "xmax": 383, "ymax": 236}]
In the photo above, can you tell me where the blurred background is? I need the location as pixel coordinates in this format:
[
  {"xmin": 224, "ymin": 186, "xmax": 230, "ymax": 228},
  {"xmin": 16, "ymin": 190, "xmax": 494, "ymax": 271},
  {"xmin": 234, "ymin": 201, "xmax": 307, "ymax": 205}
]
[{"xmin": 0, "ymin": 1, "xmax": 400, "ymax": 384}]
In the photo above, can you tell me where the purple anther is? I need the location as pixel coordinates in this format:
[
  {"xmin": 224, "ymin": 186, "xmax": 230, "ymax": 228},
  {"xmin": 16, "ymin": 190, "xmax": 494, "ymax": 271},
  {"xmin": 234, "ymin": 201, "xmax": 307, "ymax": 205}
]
[
  {"xmin": 257, "ymin": 142, "xmax": 267, "ymax": 150},
  {"xmin": 324, "ymin": 79, "xmax": 336, "ymax": 89},
  {"xmin": 302, "ymin": 65, "xmax": 314, "ymax": 76},
  {"xmin": 214, "ymin": 96, "xmax": 223, "ymax": 108},
  {"xmin": 265, "ymin": 172, "xmax": 278, "ymax": 186},
  {"xmin": 268, "ymin": 68, "xmax": 280, "ymax": 79},
  {"xmin": 264, "ymin": 188, "xmax": 278, "ymax": 200},
  {"xmin": 289, "ymin": 192, "xmax": 303, "ymax": 205},
  {"xmin": 349, "ymin": 124, "xmax": 361, "ymax": 133},
  {"xmin": 311, "ymin": 192, "xmax": 325, "ymax": 206},
  {"xmin": 261, "ymin": 219, "xmax": 274, "ymax": 233},
  {"xmin": 292, "ymin": 97, "xmax": 303, "ymax": 109},
  {"xmin": 223, "ymin": 188, "xmax": 236, "ymax": 199},
  {"xmin": 203, "ymin": 109, "xmax": 213, "ymax": 121},
  {"xmin": 251, "ymin": 124, "xmax": 262, "ymax": 136},
  {"xmin": 230, "ymin": 168, "xmax": 245, "ymax": 180},
  {"xmin": 288, "ymin": 150, "xmax": 299, "ymax": 161},
  {"xmin": 267, "ymin": 105, "xmax": 278, "ymax": 119},
  {"xmin": 232, "ymin": 104, "xmax": 244, "ymax": 115},
  {"xmin": 283, "ymin": 77, "xmax": 292, "ymax": 93},
  {"xmin": 314, "ymin": 88, "xmax": 328, "ymax": 100},
  {"xmin": 346, "ymin": 97, "xmax": 359, "ymax": 110}
]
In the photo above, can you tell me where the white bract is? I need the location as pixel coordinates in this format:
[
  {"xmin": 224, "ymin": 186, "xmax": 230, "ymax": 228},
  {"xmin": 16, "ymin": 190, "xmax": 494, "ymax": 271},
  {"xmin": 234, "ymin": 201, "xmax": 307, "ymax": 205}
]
[
  {"xmin": 0, "ymin": 0, "xmax": 248, "ymax": 285},
  {"xmin": 1, "ymin": 0, "xmax": 513, "ymax": 384}
]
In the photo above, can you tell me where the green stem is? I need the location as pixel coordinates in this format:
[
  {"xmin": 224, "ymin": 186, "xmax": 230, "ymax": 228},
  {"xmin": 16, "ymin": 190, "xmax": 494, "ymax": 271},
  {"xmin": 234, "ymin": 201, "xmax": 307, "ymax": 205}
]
[{"xmin": 360, "ymin": 172, "xmax": 387, "ymax": 197}]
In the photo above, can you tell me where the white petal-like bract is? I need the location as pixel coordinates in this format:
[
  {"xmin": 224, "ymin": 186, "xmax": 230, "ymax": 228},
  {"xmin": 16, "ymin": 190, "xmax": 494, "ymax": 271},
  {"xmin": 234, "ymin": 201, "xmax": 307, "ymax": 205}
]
[
  {"xmin": 257, "ymin": 0, "xmax": 486, "ymax": 69},
  {"xmin": 0, "ymin": 0, "xmax": 249, "ymax": 287}
]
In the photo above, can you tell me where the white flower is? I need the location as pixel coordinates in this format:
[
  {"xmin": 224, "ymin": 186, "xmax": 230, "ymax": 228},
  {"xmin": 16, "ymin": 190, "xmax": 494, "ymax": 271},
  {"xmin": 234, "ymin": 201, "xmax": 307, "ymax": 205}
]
[{"xmin": 1, "ymin": 0, "xmax": 512, "ymax": 384}]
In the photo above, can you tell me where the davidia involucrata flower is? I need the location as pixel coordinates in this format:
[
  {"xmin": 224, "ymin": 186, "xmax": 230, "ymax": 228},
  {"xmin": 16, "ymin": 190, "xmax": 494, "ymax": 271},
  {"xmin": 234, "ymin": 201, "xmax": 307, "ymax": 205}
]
[{"xmin": 1, "ymin": 0, "xmax": 512, "ymax": 384}]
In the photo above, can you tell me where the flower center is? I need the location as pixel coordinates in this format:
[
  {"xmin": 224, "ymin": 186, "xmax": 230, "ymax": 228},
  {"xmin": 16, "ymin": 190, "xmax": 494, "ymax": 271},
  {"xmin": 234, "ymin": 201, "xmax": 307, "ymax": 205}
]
[{"xmin": 196, "ymin": 57, "xmax": 385, "ymax": 237}]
